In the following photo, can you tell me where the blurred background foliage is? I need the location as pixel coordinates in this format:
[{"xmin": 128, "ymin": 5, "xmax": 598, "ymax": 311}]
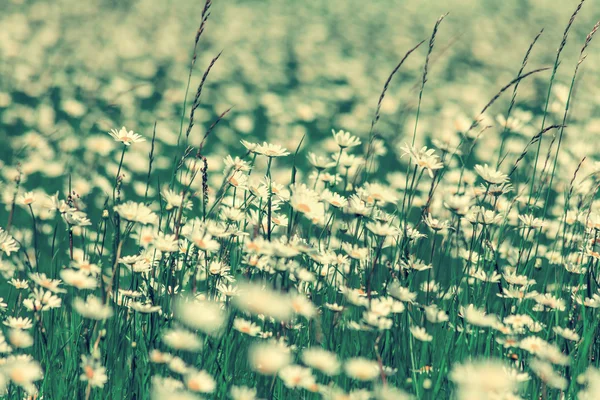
[{"xmin": 1, "ymin": 0, "xmax": 599, "ymax": 205}]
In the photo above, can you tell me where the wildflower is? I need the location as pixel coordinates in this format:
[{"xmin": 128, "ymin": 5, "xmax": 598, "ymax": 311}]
[
  {"xmin": 254, "ymin": 142, "xmax": 290, "ymax": 157},
  {"xmin": 345, "ymin": 194, "xmax": 372, "ymax": 216},
  {"xmin": 503, "ymin": 271, "xmax": 535, "ymax": 286},
  {"xmin": 3, "ymin": 317, "xmax": 33, "ymax": 330},
  {"xmin": 465, "ymin": 206, "xmax": 503, "ymax": 225},
  {"xmin": 534, "ymin": 293, "xmax": 566, "ymax": 311},
  {"xmin": 61, "ymin": 269, "xmax": 98, "ymax": 290},
  {"xmin": 290, "ymin": 190, "xmax": 321, "ymax": 215},
  {"xmin": 131, "ymin": 259, "xmax": 152, "ymax": 273},
  {"xmin": 373, "ymin": 385, "xmax": 413, "ymax": 400},
  {"xmin": 185, "ymin": 370, "xmax": 216, "ymax": 393},
  {"xmin": 0, "ymin": 228, "xmax": 19, "ymax": 256},
  {"xmin": 223, "ymin": 155, "xmax": 251, "ymax": 172},
  {"xmin": 332, "ymin": 129, "xmax": 361, "ymax": 149},
  {"xmin": 189, "ymin": 231, "xmax": 220, "ymax": 253},
  {"xmin": 342, "ymin": 243, "xmax": 369, "ymax": 261},
  {"xmin": 529, "ymin": 359, "xmax": 567, "ymax": 390},
  {"xmin": 73, "ymin": 295, "xmax": 113, "ymax": 320},
  {"xmin": 108, "ymin": 126, "xmax": 145, "ymax": 146},
  {"xmin": 216, "ymin": 282, "xmax": 239, "ymax": 297},
  {"xmin": 468, "ymin": 267, "xmax": 501, "ymax": 283},
  {"xmin": 424, "ymin": 305, "xmax": 449, "ymax": 323},
  {"xmin": 23, "ymin": 288, "xmax": 62, "ymax": 311},
  {"xmin": 163, "ymin": 328, "xmax": 203, "ymax": 352},
  {"xmin": 302, "ymin": 348, "xmax": 340, "ymax": 376},
  {"xmin": 231, "ymin": 386, "xmax": 258, "ymax": 400},
  {"xmin": 553, "ymin": 326, "xmax": 580, "ymax": 341},
  {"xmin": 410, "ymin": 326, "xmax": 433, "ymax": 342},
  {"xmin": 444, "ymin": 195, "xmax": 471, "ymax": 216},
  {"xmin": 249, "ymin": 341, "xmax": 292, "ymax": 375},
  {"xmin": 577, "ymin": 294, "xmax": 600, "ymax": 308},
  {"xmin": 0, "ymin": 331, "xmax": 10, "ymax": 354},
  {"xmin": 114, "ymin": 201, "xmax": 158, "ymax": 225},
  {"xmin": 503, "ymin": 314, "xmax": 534, "ymax": 331},
  {"xmin": 73, "ymin": 259, "xmax": 102, "ymax": 275},
  {"xmin": 518, "ymin": 336, "xmax": 548, "ymax": 355},
  {"xmin": 406, "ymin": 226, "xmax": 427, "ymax": 241},
  {"xmin": 175, "ymin": 297, "xmax": 227, "ymax": 336},
  {"xmin": 29, "ymin": 273, "xmax": 66, "ymax": 293},
  {"xmin": 342, "ymin": 288, "xmax": 368, "ymax": 307},
  {"xmin": 240, "ymin": 139, "xmax": 260, "ymax": 153},
  {"xmin": 279, "ymin": 366, "xmax": 317, "ymax": 392},
  {"xmin": 400, "ymin": 143, "xmax": 444, "ymax": 178},
  {"xmin": 518, "ymin": 214, "xmax": 545, "ymax": 229},
  {"xmin": 270, "ymin": 212, "xmax": 289, "ymax": 227},
  {"xmin": 449, "ymin": 359, "xmax": 520, "ymax": 398},
  {"xmin": 221, "ymin": 206, "xmax": 245, "ymax": 222},
  {"xmin": 388, "ymin": 282, "xmax": 417, "ymax": 303},
  {"xmin": 8, "ymin": 279, "xmax": 28, "ymax": 289},
  {"xmin": 227, "ymin": 170, "xmax": 249, "ymax": 188},
  {"xmin": 498, "ymin": 286, "xmax": 539, "ymax": 300},
  {"xmin": 344, "ymin": 357, "xmax": 380, "ymax": 381},
  {"xmin": 420, "ymin": 280, "xmax": 439, "ymax": 293},
  {"xmin": 325, "ymin": 303, "xmax": 345, "ymax": 312},
  {"xmin": 233, "ymin": 283, "xmax": 293, "ymax": 321},
  {"xmin": 359, "ymin": 182, "xmax": 398, "ymax": 205},
  {"xmin": 8, "ymin": 329, "xmax": 33, "ymax": 348},
  {"xmin": 18, "ymin": 191, "xmax": 36, "ymax": 206},
  {"xmin": 400, "ymin": 256, "xmax": 432, "ymax": 272},
  {"xmin": 63, "ymin": 209, "xmax": 92, "ymax": 226},
  {"xmin": 460, "ymin": 304, "xmax": 498, "ymax": 328},
  {"xmin": 290, "ymin": 295, "xmax": 317, "ymax": 319},
  {"xmin": 578, "ymin": 367, "xmax": 600, "ymax": 400},
  {"xmin": 151, "ymin": 377, "xmax": 187, "ymax": 398},
  {"xmin": 366, "ymin": 221, "xmax": 400, "ymax": 237},
  {"xmin": 474, "ymin": 164, "xmax": 509, "ymax": 185},
  {"xmin": 233, "ymin": 318, "xmax": 261, "ymax": 336},
  {"xmin": 423, "ymin": 213, "xmax": 450, "ymax": 231},
  {"xmin": 3, "ymin": 358, "xmax": 43, "ymax": 393},
  {"xmin": 321, "ymin": 189, "xmax": 347, "ymax": 208},
  {"xmin": 80, "ymin": 355, "xmax": 108, "ymax": 388},
  {"xmin": 149, "ymin": 350, "xmax": 172, "ymax": 364},
  {"xmin": 314, "ymin": 171, "xmax": 341, "ymax": 185},
  {"xmin": 129, "ymin": 301, "xmax": 161, "ymax": 313},
  {"xmin": 161, "ymin": 189, "xmax": 192, "ymax": 211},
  {"xmin": 308, "ymin": 152, "xmax": 335, "ymax": 170},
  {"xmin": 152, "ymin": 232, "xmax": 179, "ymax": 253}
]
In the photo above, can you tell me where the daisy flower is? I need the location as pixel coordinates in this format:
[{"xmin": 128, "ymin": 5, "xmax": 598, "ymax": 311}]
[
  {"xmin": 254, "ymin": 142, "xmax": 290, "ymax": 157},
  {"xmin": 344, "ymin": 357, "xmax": 379, "ymax": 381},
  {"xmin": 332, "ymin": 129, "xmax": 361, "ymax": 149},
  {"xmin": 233, "ymin": 318, "xmax": 261, "ymax": 336},
  {"xmin": 249, "ymin": 341, "xmax": 292, "ymax": 375},
  {"xmin": 0, "ymin": 228, "xmax": 19, "ymax": 256},
  {"xmin": 108, "ymin": 126, "xmax": 145, "ymax": 146},
  {"xmin": 114, "ymin": 201, "xmax": 158, "ymax": 225},
  {"xmin": 163, "ymin": 328, "xmax": 203, "ymax": 352},
  {"xmin": 278, "ymin": 365, "xmax": 316, "ymax": 390},
  {"xmin": 302, "ymin": 348, "xmax": 340, "ymax": 376},
  {"xmin": 73, "ymin": 295, "xmax": 113, "ymax": 320},
  {"xmin": 474, "ymin": 164, "xmax": 509, "ymax": 185},
  {"xmin": 3, "ymin": 317, "xmax": 33, "ymax": 330},
  {"xmin": 80, "ymin": 355, "xmax": 108, "ymax": 388},
  {"xmin": 308, "ymin": 152, "xmax": 335, "ymax": 170},
  {"xmin": 410, "ymin": 326, "xmax": 433, "ymax": 342},
  {"xmin": 185, "ymin": 370, "xmax": 216, "ymax": 393},
  {"xmin": 400, "ymin": 143, "xmax": 444, "ymax": 178}
]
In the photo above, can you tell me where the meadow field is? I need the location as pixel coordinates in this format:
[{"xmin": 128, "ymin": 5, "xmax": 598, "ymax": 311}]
[{"xmin": 1, "ymin": 0, "xmax": 600, "ymax": 398}]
